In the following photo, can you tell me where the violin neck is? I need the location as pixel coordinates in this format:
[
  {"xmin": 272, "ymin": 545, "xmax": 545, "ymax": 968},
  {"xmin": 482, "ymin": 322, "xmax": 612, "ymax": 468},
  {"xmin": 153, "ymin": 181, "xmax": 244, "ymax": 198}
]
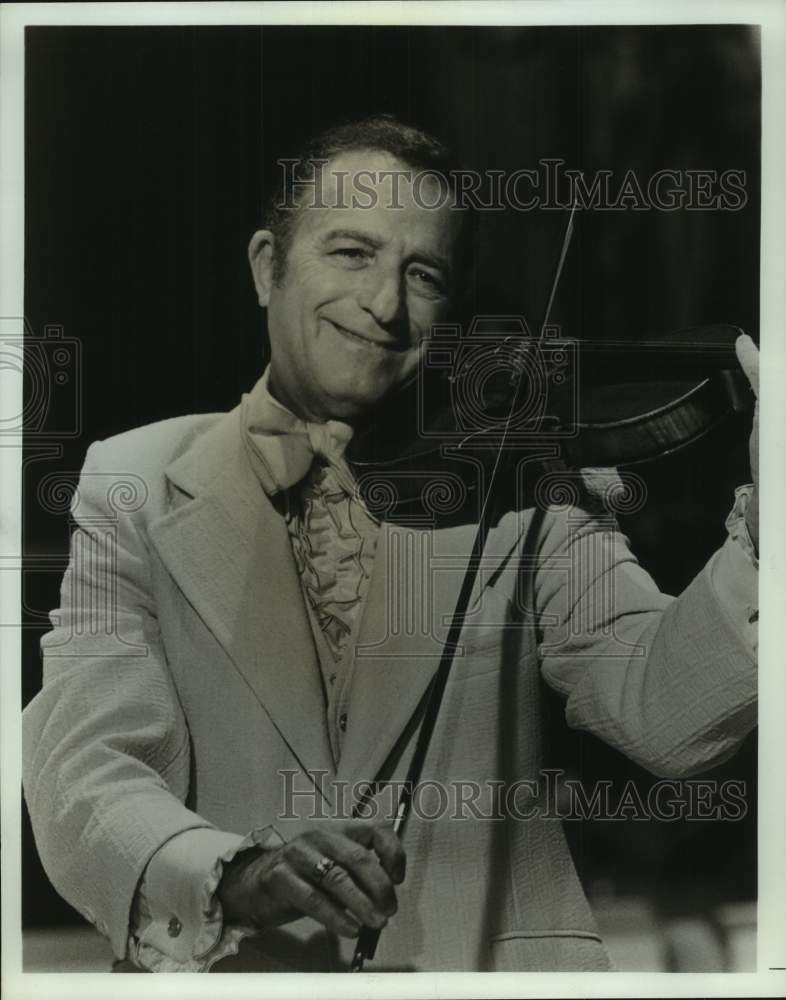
[{"xmin": 536, "ymin": 325, "xmax": 745, "ymax": 382}]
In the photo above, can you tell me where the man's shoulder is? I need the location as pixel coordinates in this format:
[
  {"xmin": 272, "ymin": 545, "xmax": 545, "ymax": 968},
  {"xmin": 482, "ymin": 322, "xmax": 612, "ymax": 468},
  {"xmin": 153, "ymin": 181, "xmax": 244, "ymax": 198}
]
[
  {"xmin": 75, "ymin": 410, "xmax": 241, "ymax": 521},
  {"xmin": 85, "ymin": 411, "xmax": 230, "ymax": 474}
]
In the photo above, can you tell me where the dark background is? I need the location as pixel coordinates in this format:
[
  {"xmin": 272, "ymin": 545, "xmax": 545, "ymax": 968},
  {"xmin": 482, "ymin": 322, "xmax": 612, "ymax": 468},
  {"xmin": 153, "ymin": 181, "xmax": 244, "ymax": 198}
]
[{"xmin": 23, "ymin": 25, "xmax": 759, "ymax": 932}]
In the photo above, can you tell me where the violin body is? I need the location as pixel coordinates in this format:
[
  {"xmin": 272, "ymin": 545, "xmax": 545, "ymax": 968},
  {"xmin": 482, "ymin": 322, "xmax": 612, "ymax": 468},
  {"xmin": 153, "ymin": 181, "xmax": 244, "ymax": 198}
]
[{"xmin": 346, "ymin": 323, "xmax": 754, "ymax": 526}]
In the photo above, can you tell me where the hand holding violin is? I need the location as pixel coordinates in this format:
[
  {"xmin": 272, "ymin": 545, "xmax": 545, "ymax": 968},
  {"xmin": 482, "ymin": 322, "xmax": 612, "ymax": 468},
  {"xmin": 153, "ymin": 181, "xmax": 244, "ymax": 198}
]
[{"xmin": 735, "ymin": 333, "xmax": 759, "ymax": 551}]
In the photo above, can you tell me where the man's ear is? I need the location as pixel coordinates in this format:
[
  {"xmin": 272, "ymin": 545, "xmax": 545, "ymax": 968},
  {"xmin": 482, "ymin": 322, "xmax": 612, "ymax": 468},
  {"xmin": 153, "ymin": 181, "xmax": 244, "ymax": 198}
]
[{"xmin": 248, "ymin": 229, "xmax": 276, "ymax": 307}]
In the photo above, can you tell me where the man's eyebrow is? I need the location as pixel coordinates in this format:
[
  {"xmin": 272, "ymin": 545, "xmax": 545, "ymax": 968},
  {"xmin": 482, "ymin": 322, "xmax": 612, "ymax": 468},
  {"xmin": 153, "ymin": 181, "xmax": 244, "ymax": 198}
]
[
  {"xmin": 320, "ymin": 228, "xmax": 384, "ymax": 250},
  {"xmin": 409, "ymin": 249, "xmax": 452, "ymax": 277}
]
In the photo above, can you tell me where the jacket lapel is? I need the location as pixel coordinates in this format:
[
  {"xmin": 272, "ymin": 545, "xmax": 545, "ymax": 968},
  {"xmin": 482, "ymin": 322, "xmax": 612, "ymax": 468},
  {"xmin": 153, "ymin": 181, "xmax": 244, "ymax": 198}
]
[{"xmin": 147, "ymin": 406, "xmax": 336, "ymax": 792}]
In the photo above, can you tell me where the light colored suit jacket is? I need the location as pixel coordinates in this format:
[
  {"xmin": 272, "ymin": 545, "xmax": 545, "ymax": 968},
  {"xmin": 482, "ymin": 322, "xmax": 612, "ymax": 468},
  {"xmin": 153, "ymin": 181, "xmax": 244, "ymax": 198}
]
[{"xmin": 22, "ymin": 399, "xmax": 757, "ymax": 972}]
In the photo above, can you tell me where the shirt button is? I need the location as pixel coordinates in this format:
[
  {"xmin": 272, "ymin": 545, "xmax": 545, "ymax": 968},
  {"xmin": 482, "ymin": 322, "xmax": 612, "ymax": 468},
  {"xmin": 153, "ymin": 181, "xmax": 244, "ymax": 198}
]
[
  {"xmin": 339, "ymin": 712, "xmax": 348, "ymax": 732},
  {"xmin": 167, "ymin": 916, "xmax": 182, "ymax": 938}
]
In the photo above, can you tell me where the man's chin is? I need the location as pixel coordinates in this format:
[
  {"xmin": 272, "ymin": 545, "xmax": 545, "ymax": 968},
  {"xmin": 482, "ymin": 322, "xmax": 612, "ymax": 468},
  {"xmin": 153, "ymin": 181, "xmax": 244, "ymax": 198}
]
[
  {"xmin": 307, "ymin": 350, "xmax": 423, "ymax": 422},
  {"xmin": 316, "ymin": 377, "xmax": 403, "ymax": 424},
  {"xmin": 319, "ymin": 392, "xmax": 387, "ymax": 424}
]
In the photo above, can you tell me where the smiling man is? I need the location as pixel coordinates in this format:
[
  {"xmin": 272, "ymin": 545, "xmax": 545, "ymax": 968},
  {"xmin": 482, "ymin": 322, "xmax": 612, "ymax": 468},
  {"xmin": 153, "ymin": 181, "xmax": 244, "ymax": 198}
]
[
  {"xmin": 251, "ymin": 147, "xmax": 462, "ymax": 421},
  {"xmin": 21, "ymin": 115, "xmax": 759, "ymax": 973}
]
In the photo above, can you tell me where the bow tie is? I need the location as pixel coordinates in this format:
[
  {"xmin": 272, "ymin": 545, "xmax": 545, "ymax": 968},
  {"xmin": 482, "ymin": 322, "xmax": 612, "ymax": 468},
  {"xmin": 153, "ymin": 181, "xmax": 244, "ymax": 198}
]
[{"xmin": 241, "ymin": 369, "xmax": 358, "ymax": 496}]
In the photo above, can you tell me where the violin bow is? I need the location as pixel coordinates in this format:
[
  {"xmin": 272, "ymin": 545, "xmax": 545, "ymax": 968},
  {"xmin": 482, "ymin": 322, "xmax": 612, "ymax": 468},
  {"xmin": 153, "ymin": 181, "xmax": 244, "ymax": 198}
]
[{"xmin": 350, "ymin": 202, "xmax": 578, "ymax": 972}]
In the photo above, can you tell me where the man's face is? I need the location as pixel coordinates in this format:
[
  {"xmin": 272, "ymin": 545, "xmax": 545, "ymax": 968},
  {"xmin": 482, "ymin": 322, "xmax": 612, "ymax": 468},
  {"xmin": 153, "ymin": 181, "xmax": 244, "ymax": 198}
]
[{"xmin": 249, "ymin": 150, "xmax": 462, "ymax": 422}]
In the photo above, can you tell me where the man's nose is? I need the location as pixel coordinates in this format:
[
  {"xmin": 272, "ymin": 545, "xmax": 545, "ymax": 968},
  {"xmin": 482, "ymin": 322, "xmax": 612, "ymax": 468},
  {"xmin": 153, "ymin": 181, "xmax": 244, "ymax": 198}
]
[{"xmin": 358, "ymin": 264, "xmax": 407, "ymax": 331}]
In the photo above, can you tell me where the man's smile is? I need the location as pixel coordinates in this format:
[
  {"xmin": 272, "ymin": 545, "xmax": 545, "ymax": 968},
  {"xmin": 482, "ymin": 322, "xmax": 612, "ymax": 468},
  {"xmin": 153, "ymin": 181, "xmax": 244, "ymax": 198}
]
[{"xmin": 324, "ymin": 317, "xmax": 405, "ymax": 352}]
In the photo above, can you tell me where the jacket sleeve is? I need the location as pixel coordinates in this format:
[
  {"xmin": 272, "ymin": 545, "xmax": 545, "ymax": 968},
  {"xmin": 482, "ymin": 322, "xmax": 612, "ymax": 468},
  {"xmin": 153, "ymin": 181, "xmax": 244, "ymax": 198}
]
[
  {"xmin": 128, "ymin": 825, "xmax": 285, "ymax": 971},
  {"xmin": 532, "ymin": 493, "xmax": 757, "ymax": 778},
  {"xmin": 22, "ymin": 440, "xmax": 237, "ymax": 960}
]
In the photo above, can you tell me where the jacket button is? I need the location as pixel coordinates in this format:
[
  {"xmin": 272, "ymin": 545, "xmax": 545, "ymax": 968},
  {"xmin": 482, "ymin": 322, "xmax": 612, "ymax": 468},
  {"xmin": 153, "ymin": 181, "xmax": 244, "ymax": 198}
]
[
  {"xmin": 167, "ymin": 916, "xmax": 182, "ymax": 938},
  {"xmin": 339, "ymin": 713, "xmax": 348, "ymax": 732}
]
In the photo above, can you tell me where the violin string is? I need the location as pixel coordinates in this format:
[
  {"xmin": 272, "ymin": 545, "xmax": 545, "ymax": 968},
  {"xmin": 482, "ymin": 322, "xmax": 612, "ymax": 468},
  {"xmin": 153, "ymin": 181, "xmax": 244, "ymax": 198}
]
[
  {"xmin": 472, "ymin": 200, "xmax": 579, "ymax": 532},
  {"xmin": 537, "ymin": 199, "xmax": 578, "ymax": 348}
]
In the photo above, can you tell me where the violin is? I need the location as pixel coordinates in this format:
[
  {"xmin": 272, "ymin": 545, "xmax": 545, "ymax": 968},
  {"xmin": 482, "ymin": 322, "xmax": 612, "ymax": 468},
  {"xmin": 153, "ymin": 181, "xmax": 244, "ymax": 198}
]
[{"xmin": 346, "ymin": 321, "xmax": 755, "ymax": 526}]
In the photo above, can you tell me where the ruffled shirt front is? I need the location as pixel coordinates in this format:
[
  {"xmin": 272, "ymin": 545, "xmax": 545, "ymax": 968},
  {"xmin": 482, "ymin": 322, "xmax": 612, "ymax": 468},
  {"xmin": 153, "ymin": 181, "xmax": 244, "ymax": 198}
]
[{"xmin": 285, "ymin": 461, "xmax": 379, "ymax": 761}]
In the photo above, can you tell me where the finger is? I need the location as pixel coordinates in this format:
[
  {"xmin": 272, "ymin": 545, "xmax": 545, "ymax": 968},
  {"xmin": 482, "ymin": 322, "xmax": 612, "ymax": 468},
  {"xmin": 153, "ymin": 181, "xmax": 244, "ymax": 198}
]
[
  {"xmin": 266, "ymin": 864, "xmax": 362, "ymax": 938},
  {"xmin": 735, "ymin": 334, "xmax": 759, "ymax": 398},
  {"xmin": 283, "ymin": 835, "xmax": 390, "ymax": 928},
  {"xmin": 347, "ymin": 823, "xmax": 407, "ymax": 885},
  {"xmin": 309, "ymin": 832, "xmax": 395, "ymax": 925}
]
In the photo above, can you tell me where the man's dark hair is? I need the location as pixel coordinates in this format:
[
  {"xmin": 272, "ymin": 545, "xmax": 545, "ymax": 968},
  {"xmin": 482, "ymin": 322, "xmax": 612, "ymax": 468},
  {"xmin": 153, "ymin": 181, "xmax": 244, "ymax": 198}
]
[{"xmin": 263, "ymin": 113, "xmax": 476, "ymax": 287}]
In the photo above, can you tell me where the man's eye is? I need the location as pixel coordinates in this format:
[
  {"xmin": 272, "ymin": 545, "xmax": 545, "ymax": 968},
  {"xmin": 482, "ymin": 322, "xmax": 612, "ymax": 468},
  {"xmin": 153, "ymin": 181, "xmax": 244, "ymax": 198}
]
[
  {"xmin": 409, "ymin": 268, "xmax": 445, "ymax": 294},
  {"xmin": 331, "ymin": 246, "xmax": 369, "ymax": 262}
]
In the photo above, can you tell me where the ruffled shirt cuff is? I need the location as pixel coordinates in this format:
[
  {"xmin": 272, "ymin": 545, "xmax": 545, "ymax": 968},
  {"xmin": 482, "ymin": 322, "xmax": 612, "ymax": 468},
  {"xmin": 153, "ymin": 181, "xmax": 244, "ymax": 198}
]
[
  {"xmin": 129, "ymin": 825, "xmax": 286, "ymax": 972},
  {"xmin": 708, "ymin": 484, "xmax": 758, "ymax": 653}
]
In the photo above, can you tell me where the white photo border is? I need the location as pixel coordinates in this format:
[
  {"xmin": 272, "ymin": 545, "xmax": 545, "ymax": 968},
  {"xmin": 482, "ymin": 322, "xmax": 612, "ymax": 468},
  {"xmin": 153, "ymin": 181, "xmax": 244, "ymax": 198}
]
[{"xmin": 2, "ymin": 2, "xmax": 784, "ymax": 998}]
